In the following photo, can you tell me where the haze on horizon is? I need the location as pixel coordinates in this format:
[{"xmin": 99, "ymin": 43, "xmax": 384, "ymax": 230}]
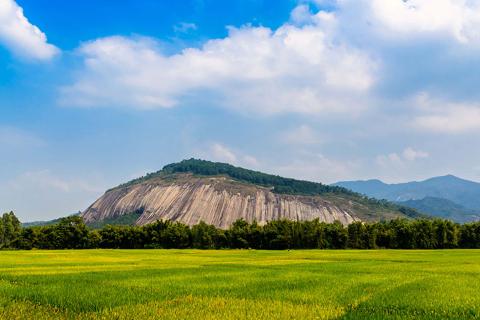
[{"xmin": 1, "ymin": 0, "xmax": 480, "ymax": 221}]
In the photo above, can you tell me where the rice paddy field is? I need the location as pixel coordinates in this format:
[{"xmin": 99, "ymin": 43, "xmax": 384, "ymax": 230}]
[{"xmin": 0, "ymin": 250, "xmax": 479, "ymax": 319}]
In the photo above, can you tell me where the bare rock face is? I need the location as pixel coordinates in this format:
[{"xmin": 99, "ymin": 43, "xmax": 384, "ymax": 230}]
[{"xmin": 81, "ymin": 174, "xmax": 359, "ymax": 228}]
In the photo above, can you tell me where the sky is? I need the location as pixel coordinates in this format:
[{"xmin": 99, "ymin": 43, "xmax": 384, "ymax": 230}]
[{"xmin": 1, "ymin": 0, "xmax": 480, "ymax": 221}]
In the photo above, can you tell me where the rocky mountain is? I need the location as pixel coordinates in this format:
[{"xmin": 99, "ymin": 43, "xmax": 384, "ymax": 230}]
[
  {"xmin": 81, "ymin": 159, "xmax": 421, "ymax": 228},
  {"xmin": 334, "ymin": 175, "xmax": 480, "ymax": 223}
]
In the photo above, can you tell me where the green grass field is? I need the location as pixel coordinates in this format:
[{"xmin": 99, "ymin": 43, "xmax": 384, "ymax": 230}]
[{"xmin": 0, "ymin": 250, "xmax": 479, "ymax": 319}]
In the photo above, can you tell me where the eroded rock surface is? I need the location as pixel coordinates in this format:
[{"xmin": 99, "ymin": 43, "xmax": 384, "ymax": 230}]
[{"xmin": 81, "ymin": 174, "xmax": 358, "ymax": 228}]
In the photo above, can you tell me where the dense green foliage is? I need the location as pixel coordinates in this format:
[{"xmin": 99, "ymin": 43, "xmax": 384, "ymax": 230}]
[
  {"xmin": 17, "ymin": 215, "xmax": 90, "ymax": 250},
  {"xmin": 4, "ymin": 211, "xmax": 480, "ymax": 250},
  {"xmin": 114, "ymin": 159, "xmax": 353, "ymax": 195},
  {"xmin": 163, "ymin": 159, "xmax": 352, "ymax": 195},
  {"xmin": 0, "ymin": 249, "xmax": 479, "ymax": 319},
  {"xmin": 0, "ymin": 212, "xmax": 21, "ymax": 249},
  {"xmin": 86, "ymin": 212, "xmax": 142, "ymax": 229}
]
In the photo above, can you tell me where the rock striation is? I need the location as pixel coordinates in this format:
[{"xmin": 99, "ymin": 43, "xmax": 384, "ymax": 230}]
[{"xmin": 82, "ymin": 174, "xmax": 359, "ymax": 228}]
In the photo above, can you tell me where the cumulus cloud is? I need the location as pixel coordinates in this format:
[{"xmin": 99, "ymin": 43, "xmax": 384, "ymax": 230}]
[
  {"xmin": 323, "ymin": 0, "xmax": 480, "ymax": 45},
  {"xmin": 326, "ymin": 0, "xmax": 480, "ymax": 136},
  {"xmin": 376, "ymin": 147, "xmax": 429, "ymax": 168},
  {"xmin": 210, "ymin": 143, "xmax": 238, "ymax": 164},
  {"xmin": 376, "ymin": 153, "xmax": 404, "ymax": 168},
  {"xmin": 290, "ymin": 4, "xmax": 313, "ymax": 25},
  {"xmin": 368, "ymin": 0, "xmax": 480, "ymax": 43},
  {"xmin": 58, "ymin": 0, "xmax": 480, "ymax": 142},
  {"xmin": 409, "ymin": 93, "xmax": 480, "ymax": 133},
  {"xmin": 242, "ymin": 155, "xmax": 260, "ymax": 168},
  {"xmin": 196, "ymin": 143, "xmax": 259, "ymax": 168},
  {"xmin": 0, "ymin": 0, "xmax": 59, "ymax": 60},
  {"xmin": 310, "ymin": 1, "xmax": 480, "ymax": 102},
  {"xmin": 60, "ymin": 14, "xmax": 376, "ymax": 114},
  {"xmin": 402, "ymin": 147, "xmax": 429, "ymax": 161},
  {"xmin": 414, "ymin": 105, "xmax": 480, "ymax": 133}
]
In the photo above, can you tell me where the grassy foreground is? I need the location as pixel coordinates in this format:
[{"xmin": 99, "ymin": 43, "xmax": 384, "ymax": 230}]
[{"xmin": 0, "ymin": 250, "xmax": 479, "ymax": 319}]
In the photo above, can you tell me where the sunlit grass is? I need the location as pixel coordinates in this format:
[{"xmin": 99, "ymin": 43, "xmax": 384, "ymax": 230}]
[{"xmin": 0, "ymin": 250, "xmax": 479, "ymax": 319}]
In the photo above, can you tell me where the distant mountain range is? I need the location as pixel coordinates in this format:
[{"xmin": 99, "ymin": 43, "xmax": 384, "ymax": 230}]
[
  {"xmin": 28, "ymin": 162, "xmax": 480, "ymax": 227},
  {"xmin": 398, "ymin": 197, "xmax": 480, "ymax": 224},
  {"xmin": 333, "ymin": 175, "xmax": 480, "ymax": 223},
  {"xmin": 22, "ymin": 213, "xmax": 80, "ymax": 228}
]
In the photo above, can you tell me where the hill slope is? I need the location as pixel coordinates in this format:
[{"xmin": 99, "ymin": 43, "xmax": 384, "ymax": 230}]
[
  {"xmin": 334, "ymin": 175, "xmax": 480, "ymax": 209},
  {"xmin": 22, "ymin": 213, "xmax": 80, "ymax": 228},
  {"xmin": 81, "ymin": 159, "xmax": 422, "ymax": 228},
  {"xmin": 398, "ymin": 197, "xmax": 480, "ymax": 223}
]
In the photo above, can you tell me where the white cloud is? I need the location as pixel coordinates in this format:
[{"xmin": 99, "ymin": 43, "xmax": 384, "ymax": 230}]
[
  {"xmin": 242, "ymin": 155, "xmax": 260, "ymax": 167},
  {"xmin": 414, "ymin": 105, "xmax": 480, "ymax": 133},
  {"xmin": 323, "ymin": 0, "xmax": 480, "ymax": 44},
  {"xmin": 403, "ymin": 147, "xmax": 429, "ymax": 161},
  {"xmin": 368, "ymin": 0, "xmax": 480, "ymax": 43},
  {"xmin": 196, "ymin": 143, "xmax": 260, "ymax": 168},
  {"xmin": 290, "ymin": 4, "xmax": 313, "ymax": 25},
  {"xmin": 59, "ymin": 0, "xmax": 480, "ymax": 119},
  {"xmin": 57, "ymin": 0, "xmax": 480, "ymax": 149},
  {"xmin": 210, "ymin": 143, "xmax": 237, "ymax": 164},
  {"xmin": 376, "ymin": 153, "xmax": 404, "ymax": 169},
  {"xmin": 376, "ymin": 147, "xmax": 429, "ymax": 168},
  {"xmin": 0, "ymin": 0, "xmax": 59, "ymax": 60},
  {"xmin": 409, "ymin": 93, "xmax": 480, "ymax": 133},
  {"xmin": 61, "ymin": 15, "xmax": 376, "ymax": 114}
]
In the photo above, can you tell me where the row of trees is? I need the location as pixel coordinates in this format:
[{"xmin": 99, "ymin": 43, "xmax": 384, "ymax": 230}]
[{"xmin": 2, "ymin": 211, "xmax": 480, "ymax": 250}]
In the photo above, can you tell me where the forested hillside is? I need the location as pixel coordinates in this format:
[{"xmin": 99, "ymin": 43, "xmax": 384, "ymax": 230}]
[
  {"xmin": 115, "ymin": 158, "xmax": 353, "ymax": 196},
  {"xmin": 399, "ymin": 197, "xmax": 480, "ymax": 223}
]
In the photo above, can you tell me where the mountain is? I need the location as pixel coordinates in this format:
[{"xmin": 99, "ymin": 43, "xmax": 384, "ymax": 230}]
[
  {"xmin": 333, "ymin": 175, "xmax": 480, "ymax": 223},
  {"xmin": 334, "ymin": 175, "xmax": 480, "ymax": 209},
  {"xmin": 22, "ymin": 212, "xmax": 81, "ymax": 227},
  {"xmin": 22, "ymin": 212, "xmax": 139, "ymax": 229},
  {"xmin": 398, "ymin": 197, "xmax": 480, "ymax": 224},
  {"xmin": 22, "ymin": 217, "xmax": 64, "ymax": 228},
  {"xmin": 81, "ymin": 159, "xmax": 422, "ymax": 228}
]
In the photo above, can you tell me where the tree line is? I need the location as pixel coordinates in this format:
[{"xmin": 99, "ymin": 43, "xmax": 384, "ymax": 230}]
[{"xmin": 2, "ymin": 211, "xmax": 480, "ymax": 250}]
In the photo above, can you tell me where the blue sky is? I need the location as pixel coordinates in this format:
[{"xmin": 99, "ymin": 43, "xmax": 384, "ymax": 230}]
[{"xmin": 1, "ymin": 0, "xmax": 480, "ymax": 221}]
